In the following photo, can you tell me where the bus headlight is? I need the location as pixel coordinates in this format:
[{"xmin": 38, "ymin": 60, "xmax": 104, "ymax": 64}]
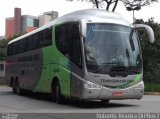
[{"xmin": 84, "ymin": 81, "xmax": 102, "ymax": 89}]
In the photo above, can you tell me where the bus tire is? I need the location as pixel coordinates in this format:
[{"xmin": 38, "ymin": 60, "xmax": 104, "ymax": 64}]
[
  {"xmin": 11, "ymin": 79, "xmax": 16, "ymax": 94},
  {"xmin": 51, "ymin": 84, "xmax": 56, "ymax": 102},
  {"xmin": 15, "ymin": 79, "xmax": 22, "ymax": 95},
  {"xmin": 101, "ymin": 99, "xmax": 110, "ymax": 103},
  {"xmin": 55, "ymin": 82, "xmax": 64, "ymax": 104}
]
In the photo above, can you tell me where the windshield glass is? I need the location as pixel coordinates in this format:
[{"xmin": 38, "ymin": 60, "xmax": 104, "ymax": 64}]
[{"xmin": 84, "ymin": 23, "xmax": 142, "ymax": 76}]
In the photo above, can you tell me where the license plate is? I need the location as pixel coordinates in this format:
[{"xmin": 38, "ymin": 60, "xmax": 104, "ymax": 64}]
[{"xmin": 112, "ymin": 92, "xmax": 123, "ymax": 97}]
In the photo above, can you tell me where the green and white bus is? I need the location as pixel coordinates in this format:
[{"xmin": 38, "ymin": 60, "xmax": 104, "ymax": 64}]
[{"xmin": 5, "ymin": 9, "xmax": 154, "ymax": 104}]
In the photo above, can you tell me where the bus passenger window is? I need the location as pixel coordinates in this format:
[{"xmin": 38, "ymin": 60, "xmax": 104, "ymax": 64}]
[
  {"xmin": 28, "ymin": 33, "xmax": 39, "ymax": 50},
  {"xmin": 7, "ymin": 44, "xmax": 13, "ymax": 56},
  {"xmin": 39, "ymin": 28, "xmax": 52, "ymax": 47},
  {"xmin": 44, "ymin": 28, "xmax": 52, "ymax": 45},
  {"xmin": 55, "ymin": 25, "xmax": 70, "ymax": 56}
]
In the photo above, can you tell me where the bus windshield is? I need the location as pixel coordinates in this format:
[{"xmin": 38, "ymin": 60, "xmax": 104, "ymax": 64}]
[{"xmin": 84, "ymin": 23, "xmax": 142, "ymax": 75}]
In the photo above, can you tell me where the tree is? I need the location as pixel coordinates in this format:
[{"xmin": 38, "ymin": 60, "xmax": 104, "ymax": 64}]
[
  {"xmin": 67, "ymin": 0, "xmax": 119, "ymax": 11},
  {"xmin": 67, "ymin": 0, "xmax": 158, "ymax": 12},
  {"xmin": 0, "ymin": 34, "xmax": 22, "ymax": 61},
  {"xmin": 95, "ymin": 0, "xmax": 119, "ymax": 11},
  {"xmin": 135, "ymin": 18, "xmax": 160, "ymax": 84},
  {"xmin": 122, "ymin": 0, "xmax": 158, "ymax": 23},
  {"xmin": 122, "ymin": 0, "xmax": 158, "ymax": 7}
]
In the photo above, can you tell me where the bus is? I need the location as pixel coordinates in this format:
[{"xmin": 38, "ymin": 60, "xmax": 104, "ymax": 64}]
[{"xmin": 5, "ymin": 9, "xmax": 154, "ymax": 104}]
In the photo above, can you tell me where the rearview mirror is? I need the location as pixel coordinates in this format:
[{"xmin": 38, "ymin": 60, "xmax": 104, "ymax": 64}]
[
  {"xmin": 80, "ymin": 19, "xmax": 86, "ymax": 37},
  {"xmin": 133, "ymin": 24, "xmax": 155, "ymax": 43}
]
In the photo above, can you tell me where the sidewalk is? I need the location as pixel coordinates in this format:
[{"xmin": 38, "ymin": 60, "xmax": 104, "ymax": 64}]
[
  {"xmin": 0, "ymin": 85, "xmax": 12, "ymax": 93},
  {"xmin": 144, "ymin": 92, "xmax": 160, "ymax": 95}
]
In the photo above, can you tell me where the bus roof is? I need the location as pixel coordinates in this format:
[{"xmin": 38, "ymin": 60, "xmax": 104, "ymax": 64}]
[
  {"xmin": 61, "ymin": 9, "xmax": 128, "ymax": 23},
  {"xmin": 8, "ymin": 9, "xmax": 131, "ymax": 45}
]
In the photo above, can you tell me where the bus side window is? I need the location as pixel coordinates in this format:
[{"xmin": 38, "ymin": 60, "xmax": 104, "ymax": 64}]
[
  {"xmin": 19, "ymin": 39, "xmax": 28, "ymax": 53},
  {"xmin": 12, "ymin": 43, "xmax": 16, "ymax": 55},
  {"xmin": 39, "ymin": 28, "xmax": 52, "ymax": 47},
  {"xmin": 55, "ymin": 25, "xmax": 70, "ymax": 56},
  {"xmin": 19, "ymin": 40, "xmax": 23, "ymax": 53},
  {"xmin": 34, "ymin": 33, "xmax": 39, "ymax": 49},
  {"xmin": 55, "ymin": 23, "xmax": 82, "ymax": 68},
  {"xmin": 7, "ymin": 44, "xmax": 13, "ymax": 56},
  {"xmin": 70, "ymin": 23, "xmax": 82, "ymax": 68},
  {"xmin": 44, "ymin": 28, "xmax": 52, "ymax": 46},
  {"xmin": 15, "ymin": 41, "xmax": 20, "ymax": 54},
  {"xmin": 28, "ymin": 35, "xmax": 33, "ymax": 51},
  {"xmin": 24, "ymin": 38, "xmax": 29, "ymax": 52},
  {"xmin": 39, "ymin": 31, "xmax": 43, "ymax": 48},
  {"xmin": 28, "ymin": 33, "xmax": 39, "ymax": 50}
]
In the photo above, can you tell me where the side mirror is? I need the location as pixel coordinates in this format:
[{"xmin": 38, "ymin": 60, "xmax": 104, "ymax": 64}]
[
  {"xmin": 133, "ymin": 24, "xmax": 155, "ymax": 43},
  {"xmin": 80, "ymin": 19, "xmax": 86, "ymax": 37}
]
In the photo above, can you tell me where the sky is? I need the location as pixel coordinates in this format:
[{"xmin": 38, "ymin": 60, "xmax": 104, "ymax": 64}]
[{"xmin": 0, "ymin": 0, "xmax": 160, "ymax": 36}]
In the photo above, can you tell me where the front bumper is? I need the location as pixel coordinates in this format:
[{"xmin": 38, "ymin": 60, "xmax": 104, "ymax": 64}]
[{"xmin": 81, "ymin": 81, "xmax": 144, "ymax": 100}]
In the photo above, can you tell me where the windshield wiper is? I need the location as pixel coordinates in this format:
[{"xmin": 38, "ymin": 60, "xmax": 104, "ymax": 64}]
[
  {"xmin": 110, "ymin": 65, "xmax": 126, "ymax": 72},
  {"xmin": 102, "ymin": 62, "xmax": 117, "ymax": 65},
  {"xmin": 109, "ymin": 65, "xmax": 128, "ymax": 77},
  {"xmin": 93, "ymin": 66, "xmax": 107, "ymax": 73},
  {"xmin": 102, "ymin": 62, "xmax": 125, "ymax": 65}
]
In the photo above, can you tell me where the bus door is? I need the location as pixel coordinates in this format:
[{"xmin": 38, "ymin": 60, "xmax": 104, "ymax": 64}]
[{"xmin": 69, "ymin": 23, "xmax": 83, "ymax": 98}]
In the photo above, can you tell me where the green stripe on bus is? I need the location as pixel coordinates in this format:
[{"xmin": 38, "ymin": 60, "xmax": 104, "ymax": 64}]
[
  {"xmin": 134, "ymin": 73, "xmax": 142, "ymax": 82},
  {"xmin": 112, "ymin": 73, "xmax": 142, "ymax": 88}
]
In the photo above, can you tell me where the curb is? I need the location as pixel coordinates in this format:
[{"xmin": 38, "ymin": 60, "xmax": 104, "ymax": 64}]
[
  {"xmin": 0, "ymin": 85, "xmax": 9, "ymax": 87},
  {"xmin": 144, "ymin": 92, "xmax": 160, "ymax": 95}
]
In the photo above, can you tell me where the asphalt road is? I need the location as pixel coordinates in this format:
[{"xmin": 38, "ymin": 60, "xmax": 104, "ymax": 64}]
[{"xmin": 0, "ymin": 86, "xmax": 160, "ymax": 119}]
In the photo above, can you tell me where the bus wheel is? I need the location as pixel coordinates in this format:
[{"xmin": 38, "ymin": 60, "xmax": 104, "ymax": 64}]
[
  {"xmin": 51, "ymin": 82, "xmax": 56, "ymax": 102},
  {"xmin": 12, "ymin": 80, "xmax": 16, "ymax": 94},
  {"xmin": 101, "ymin": 100, "xmax": 110, "ymax": 103},
  {"xmin": 15, "ymin": 80, "xmax": 22, "ymax": 95},
  {"xmin": 55, "ymin": 82, "xmax": 64, "ymax": 104}
]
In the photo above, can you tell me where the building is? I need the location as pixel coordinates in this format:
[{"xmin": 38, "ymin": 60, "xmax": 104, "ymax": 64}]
[
  {"xmin": 21, "ymin": 15, "xmax": 39, "ymax": 34},
  {"xmin": 5, "ymin": 8, "xmax": 39, "ymax": 39},
  {"xmin": 39, "ymin": 11, "xmax": 58, "ymax": 27},
  {"xmin": 5, "ymin": 8, "xmax": 21, "ymax": 39},
  {"xmin": 39, "ymin": 15, "xmax": 52, "ymax": 27},
  {"xmin": 5, "ymin": 17, "xmax": 15, "ymax": 39},
  {"xmin": 5, "ymin": 8, "xmax": 58, "ymax": 39},
  {"xmin": 14, "ymin": 8, "xmax": 21, "ymax": 35},
  {"xmin": 44, "ymin": 11, "xmax": 58, "ymax": 20}
]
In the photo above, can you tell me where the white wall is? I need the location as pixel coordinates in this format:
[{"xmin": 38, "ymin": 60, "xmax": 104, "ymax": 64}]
[{"xmin": 39, "ymin": 15, "xmax": 52, "ymax": 27}]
